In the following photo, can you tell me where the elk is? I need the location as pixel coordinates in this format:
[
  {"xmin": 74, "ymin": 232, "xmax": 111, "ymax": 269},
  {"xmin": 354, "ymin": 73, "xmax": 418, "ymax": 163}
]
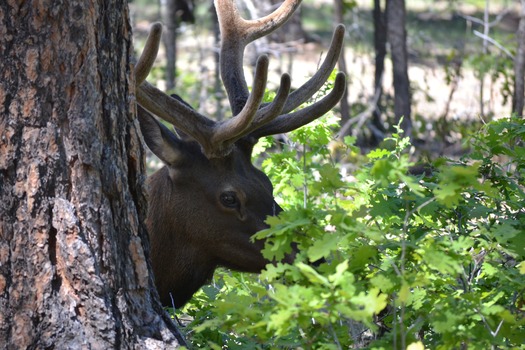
[{"xmin": 134, "ymin": 0, "xmax": 346, "ymax": 308}]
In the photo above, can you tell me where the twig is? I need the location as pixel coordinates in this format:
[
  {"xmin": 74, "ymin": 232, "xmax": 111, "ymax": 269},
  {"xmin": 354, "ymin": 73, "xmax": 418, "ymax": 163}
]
[
  {"xmin": 337, "ymin": 85, "xmax": 382, "ymax": 140},
  {"xmin": 458, "ymin": 8, "xmax": 511, "ymax": 28},
  {"xmin": 329, "ymin": 322, "xmax": 343, "ymax": 350},
  {"xmin": 477, "ymin": 308, "xmax": 504, "ymax": 337},
  {"xmin": 473, "ymin": 30, "xmax": 514, "ymax": 59}
]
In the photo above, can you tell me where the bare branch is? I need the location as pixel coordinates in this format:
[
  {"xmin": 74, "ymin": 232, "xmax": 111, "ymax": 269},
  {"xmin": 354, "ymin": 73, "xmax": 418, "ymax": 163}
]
[
  {"xmin": 337, "ymin": 84, "xmax": 382, "ymax": 140},
  {"xmin": 459, "ymin": 8, "xmax": 511, "ymax": 28},
  {"xmin": 473, "ymin": 30, "xmax": 514, "ymax": 59}
]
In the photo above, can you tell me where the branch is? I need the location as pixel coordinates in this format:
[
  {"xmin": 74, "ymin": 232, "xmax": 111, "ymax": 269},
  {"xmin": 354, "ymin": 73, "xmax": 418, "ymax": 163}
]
[
  {"xmin": 459, "ymin": 8, "xmax": 511, "ymax": 28},
  {"xmin": 473, "ymin": 30, "xmax": 514, "ymax": 59},
  {"xmin": 336, "ymin": 84, "xmax": 382, "ymax": 140}
]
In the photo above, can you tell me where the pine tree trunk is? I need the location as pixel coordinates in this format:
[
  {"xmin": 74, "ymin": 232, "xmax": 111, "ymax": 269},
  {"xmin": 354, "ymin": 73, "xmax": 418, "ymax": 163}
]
[
  {"xmin": 386, "ymin": 0, "xmax": 412, "ymax": 135},
  {"xmin": 163, "ymin": 0, "xmax": 180, "ymax": 91},
  {"xmin": 513, "ymin": 1, "xmax": 525, "ymax": 117},
  {"xmin": 372, "ymin": 0, "xmax": 387, "ymax": 143},
  {"xmin": 0, "ymin": 1, "xmax": 182, "ymax": 348},
  {"xmin": 161, "ymin": 0, "xmax": 195, "ymax": 91},
  {"xmin": 334, "ymin": 0, "xmax": 351, "ymax": 130}
]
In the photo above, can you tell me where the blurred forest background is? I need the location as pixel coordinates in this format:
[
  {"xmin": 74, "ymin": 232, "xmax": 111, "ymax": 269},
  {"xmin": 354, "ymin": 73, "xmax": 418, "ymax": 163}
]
[{"xmin": 130, "ymin": 0, "xmax": 524, "ymax": 158}]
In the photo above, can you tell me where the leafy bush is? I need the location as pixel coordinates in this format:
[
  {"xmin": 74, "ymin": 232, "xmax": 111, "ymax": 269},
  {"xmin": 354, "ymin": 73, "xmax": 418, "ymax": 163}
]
[{"xmin": 176, "ymin": 116, "xmax": 525, "ymax": 349}]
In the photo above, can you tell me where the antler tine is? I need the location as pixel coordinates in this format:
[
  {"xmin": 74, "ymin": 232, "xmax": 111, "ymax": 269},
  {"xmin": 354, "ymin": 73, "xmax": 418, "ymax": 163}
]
[
  {"xmin": 137, "ymin": 82, "xmax": 215, "ymax": 145},
  {"xmin": 135, "ymin": 23, "xmax": 221, "ymax": 155},
  {"xmin": 135, "ymin": 22, "xmax": 162, "ymax": 85},
  {"xmin": 212, "ymin": 55, "xmax": 270, "ymax": 145},
  {"xmin": 215, "ymin": 0, "xmax": 302, "ymax": 115},
  {"xmin": 242, "ymin": 0, "xmax": 302, "ymax": 42},
  {"xmin": 135, "ymin": 7, "xmax": 345, "ymax": 158},
  {"xmin": 213, "ymin": 68, "xmax": 294, "ymax": 146},
  {"xmin": 279, "ymin": 24, "xmax": 346, "ymax": 114},
  {"xmin": 241, "ymin": 73, "xmax": 291, "ymax": 136},
  {"xmin": 215, "ymin": 72, "xmax": 292, "ymax": 145},
  {"xmin": 249, "ymin": 72, "xmax": 346, "ymax": 139},
  {"xmin": 215, "ymin": 0, "xmax": 301, "ymax": 43}
]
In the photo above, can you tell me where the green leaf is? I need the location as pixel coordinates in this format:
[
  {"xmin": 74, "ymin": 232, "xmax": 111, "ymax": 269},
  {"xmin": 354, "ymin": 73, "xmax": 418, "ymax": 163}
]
[
  {"xmin": 407, "ymin": 288, "xmax": 427, "ymax": 310},
  {"xmin": 318, "ymin": 163, "xmax": 345, "ymax": 191},
  {"xmin": 252, "ymin": 216, "xmax": 311, "ymax": 239},
  {"xmin": 328, "ymin": 260, "xmax": 349, "ymax": 286},
  {"xmin": 368, "ymin": 148, "xmax": 390, "ymax": 159},
  {"xmin": 397, "ymin": 282, "xmax": 411, "ymax": 304},
  {"xmin": 431, "ymin": 309, "xmax": 464, "ymax": 333},
  {"xmin": 421, "ymin": 245, "xmax": 462, "ymax": 274},
  {"xmin": 433, "ymin": 181, "xmax": 463, "ymax": 207},
  {"xmin": 296, "ymin": 262, "xmax": 330, "ymax": 286},
  {"xmin": 307, "ymin": 233, "xmax": 340, "ymax": 261},
  {"xmin": 407, "ymin": 341, "xmax": 425, "ymax": 350},
  {"xmin": 370, "ymin": 274, "xmax": 396, "ymax": 292},
  {"xmin": 434, "ymin": 163, "xmax": 482, "ymax": 207},
  {"xmin": 348, "ymin": 245, "xmax": 378, "ymax": 271},
  {"xmin": 348, "ymin": 288, "xmax": 388, "ymax": 319},
  {"xmin": 518, "ymin": 261, "xmax": 525, "ymax": 274}
]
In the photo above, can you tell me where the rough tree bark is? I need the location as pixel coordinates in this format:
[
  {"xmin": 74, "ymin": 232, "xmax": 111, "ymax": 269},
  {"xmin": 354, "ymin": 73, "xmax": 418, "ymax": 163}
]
[
  {"xmin": 513, "ymin": 0, "xmax": 525, "ymax": 117},
  {"xmin": 386, "ymin": 0, "xmax": 412, "ymax": 136},
  {"xmin": 0, "ymin": 1, "xmax": 183, "ymax": 348}
]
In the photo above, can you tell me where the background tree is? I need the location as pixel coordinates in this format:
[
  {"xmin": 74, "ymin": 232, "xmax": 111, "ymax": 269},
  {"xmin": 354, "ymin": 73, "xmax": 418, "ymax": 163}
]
[
  {"xmin": 334, "ymin": 0, "xmax": 351, "ymax": 129},
  {"xmin": 0, "ymin": 1, "xmax": 183, "ymax": 347},
  {"xmin": 386, "ymin": 0, "xmax": 412, "ymax": 135},
  {"xmin": 161, "ymin": 0, "xmax": 195, "ymax": 91},
  {"xmin": 513, "ymin": 0, "xmax": 525, "ymax": 116},
  {"xmin": 371, "ymin": 0, "xmax": 387, "ymax": 143}
]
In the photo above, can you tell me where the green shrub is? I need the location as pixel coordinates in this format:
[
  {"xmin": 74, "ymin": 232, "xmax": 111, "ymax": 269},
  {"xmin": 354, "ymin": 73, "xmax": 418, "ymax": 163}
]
[{"xmin": 175, "ymin": 112, "xmax": 525, "ymax": 349}]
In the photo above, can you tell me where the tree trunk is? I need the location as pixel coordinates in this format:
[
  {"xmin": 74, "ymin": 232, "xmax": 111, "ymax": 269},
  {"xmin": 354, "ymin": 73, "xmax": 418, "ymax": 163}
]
[
  {"xmin": 334, "ymin": 0, "xmax": 351, "ymax": 130},
  {"xmin": 386, "ymin": 0, "xmax": 412, "ymax": 135},
  {"xmin": 513, "ymin": 0, "xmax": 525, "ymax": 117},
  {"xmin": 210, "ymin": 1, "xmax": 225, "ymax": 121},
  {"xmin": 0, "ymin": 1, "xmax": 183, "ymax": 348},
  {"xmin": 162, "ymin": 0, "xmax": 179, "ymax": 92},
  {"xmin": 161, "ymin": 0, "xmax": 195, "ymax": 91},
  {"xmin": 372, "ymin": 0, "xmax": 387, "ymax": 143}
]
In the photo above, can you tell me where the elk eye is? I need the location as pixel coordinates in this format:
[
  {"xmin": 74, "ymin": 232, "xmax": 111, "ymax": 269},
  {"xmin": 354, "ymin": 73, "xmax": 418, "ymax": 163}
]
[{"xmin": 220, "ymin": 191, "xmax": 238, "ymax": 208}]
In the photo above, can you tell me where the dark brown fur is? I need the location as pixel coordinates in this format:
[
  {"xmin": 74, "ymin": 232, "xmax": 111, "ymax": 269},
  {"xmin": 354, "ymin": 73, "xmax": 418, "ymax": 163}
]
[{"xmin": 141, "ymin": 124, "xmax": 283, "ymax": 307}]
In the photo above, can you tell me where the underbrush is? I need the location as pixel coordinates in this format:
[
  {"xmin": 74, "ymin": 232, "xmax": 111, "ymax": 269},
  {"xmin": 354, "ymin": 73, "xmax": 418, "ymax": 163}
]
[{"xmin": 171, "ymin": 115, "xmax": 524, "ymax": 349}]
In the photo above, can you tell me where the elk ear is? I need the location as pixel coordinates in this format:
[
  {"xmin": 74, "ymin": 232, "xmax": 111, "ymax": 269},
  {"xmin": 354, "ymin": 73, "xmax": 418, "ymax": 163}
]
[{"xmin": 137, "ymin": 105, "xmax": 184, "ymax": 165}]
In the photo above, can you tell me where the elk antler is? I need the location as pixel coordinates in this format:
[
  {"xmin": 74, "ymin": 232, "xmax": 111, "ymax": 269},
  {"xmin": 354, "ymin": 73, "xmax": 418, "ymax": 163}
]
[{"xmin": 135, "ymin": 0, "xmax": 346, "ymax": 158}]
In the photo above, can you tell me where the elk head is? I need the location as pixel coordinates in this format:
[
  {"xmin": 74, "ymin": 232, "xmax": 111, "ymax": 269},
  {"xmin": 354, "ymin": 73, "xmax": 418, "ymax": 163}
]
[{"xmin": 135, "ymin": 0, "xmax": 346, "ymax": 308}]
